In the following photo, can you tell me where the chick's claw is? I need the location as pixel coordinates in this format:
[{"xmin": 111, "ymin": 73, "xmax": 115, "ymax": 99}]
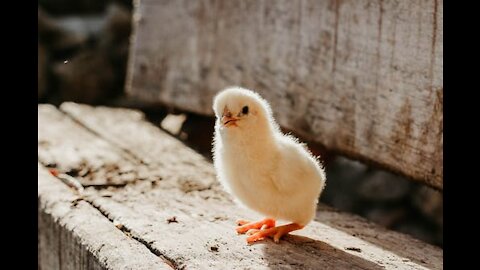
[
  {"xmin": 246, "ymin": 223, "xmax": 304, "ymax": 244},
  {"xmin": 236, "ymin": 219, "xmax": 250, "ymax": 226},
  {"xmin": 235, "ymin": 218, "xmax": 276, "ymax": 234}
]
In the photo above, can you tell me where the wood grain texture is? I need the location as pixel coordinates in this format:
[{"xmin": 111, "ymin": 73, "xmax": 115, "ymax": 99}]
[
  {"xmin": 59, "ymin": 102, "xmax": 218, "ymax": 194},
  {"xmin": 38, "ymin": 103, "xmax": 443, "ymax": 269},
  {"xmin": 38, "ymin": 104, "xmax": 156, "ymax": 186},
  {"xmin": 38, "ymin": 164, "xmax": 172, "ymax": 270},
  {"xmin": 126, "ymin": 0, "xmax": 443, "ymax": 189}
]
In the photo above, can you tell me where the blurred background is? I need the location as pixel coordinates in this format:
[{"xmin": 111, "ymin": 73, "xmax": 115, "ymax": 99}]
[
  {"xmin": 38, "ymin": 0, "xmax": 442, "ymax": 247},
  {"xmin": 38, "ymin": 0, "xmax": 132, "ymax": 105}
]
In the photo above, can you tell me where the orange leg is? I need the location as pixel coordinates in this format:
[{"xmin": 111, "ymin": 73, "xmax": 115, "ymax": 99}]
[
  {"xmin": 246, "ymin": 223, "xmax": 304, "ymax": 244},
  {"xmin": 236, "ymin": 218, "xmax": 276, "ymax": 234}
]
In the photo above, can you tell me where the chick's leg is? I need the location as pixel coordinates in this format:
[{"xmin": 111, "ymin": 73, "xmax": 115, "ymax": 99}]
[
  {"xmin": 236, "ymin": 218, "xmax": 276, "ymax": 234},
  {"xmin": 246, "ymin": 223, "xmax": 304, "ymax": 244}
]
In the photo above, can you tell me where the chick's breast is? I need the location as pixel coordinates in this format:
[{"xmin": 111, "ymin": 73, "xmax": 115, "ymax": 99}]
[{"xmin": 214, "ymin": 133, "xmax": 325, "ymax": 226}]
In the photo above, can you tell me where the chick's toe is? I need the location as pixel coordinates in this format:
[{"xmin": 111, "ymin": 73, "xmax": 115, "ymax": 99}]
[
  {"xmin": 236, "ymin": 218, "xmax": 276, "ymax": 234},
  {"xmin": 246, "ymin": 223, "xmax": 303, "ymax": 244}
]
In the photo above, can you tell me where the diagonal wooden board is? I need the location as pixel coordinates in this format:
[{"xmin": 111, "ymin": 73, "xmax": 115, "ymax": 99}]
[
  {"xmin": 126, "ymin": 0, "xmax": 443, "ymax": 190},
  {"xmin": 38, "ymin": 103, "xmax": 442, "ymax": 269}
]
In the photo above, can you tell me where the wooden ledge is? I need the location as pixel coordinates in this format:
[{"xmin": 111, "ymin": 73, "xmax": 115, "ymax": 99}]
[{"xmin": 38, "ymin": 103, "xmax": 442, "ymax": 269}]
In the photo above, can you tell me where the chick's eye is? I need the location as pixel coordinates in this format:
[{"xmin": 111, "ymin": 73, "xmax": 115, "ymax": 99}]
[{"xmin": 242, "ymin": 106, "xmax": 249, "ymax": 115}]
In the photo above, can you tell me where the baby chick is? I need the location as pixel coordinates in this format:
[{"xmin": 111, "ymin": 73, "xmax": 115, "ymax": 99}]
[{"xmin": 212, "ymin": 87, "xmax": 326, "ymax": 244}]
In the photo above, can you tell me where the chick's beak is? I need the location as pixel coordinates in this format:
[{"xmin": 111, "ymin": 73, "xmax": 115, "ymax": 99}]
[{"xmin": 221, "ymin": 114, "xmax": 238, "ymax": 127}]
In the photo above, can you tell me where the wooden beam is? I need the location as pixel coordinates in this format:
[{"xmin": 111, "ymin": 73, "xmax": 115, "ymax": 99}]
[
  {"xmin": 38, "ymin": 164, "xmax": 172, "ymax": 269},
  {"xmin": 126, "ymin": 0, "xmax": 443, "ymax": 189},
  {"xmin": 37, "ymin": 103, "xmax": 443, "ymax": 269}
]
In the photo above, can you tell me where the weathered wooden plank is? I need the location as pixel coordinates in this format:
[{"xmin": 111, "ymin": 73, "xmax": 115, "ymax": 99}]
[
  {"xmin": 38, "ymin": 104, "xmax": 156, "ymax": 186},
  {"xmin": 38, "ymin": 164, "xmax": 171, "ymax": 270},
  {"xmin": 55, "ymin": 103, "xmax": 442, "ymax": 269},
  {"xmin": 59, "ymin": 102, "xmax": 218, "ymax": 194},
  {"xmin": 126, "ymin": 0, "xmax": 443, "ymax": 189}
]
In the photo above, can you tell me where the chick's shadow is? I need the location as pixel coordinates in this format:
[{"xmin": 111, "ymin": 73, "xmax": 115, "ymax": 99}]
[{"xmin": 256, "ymin": 234, "xmax": 384, "ymax": 270}]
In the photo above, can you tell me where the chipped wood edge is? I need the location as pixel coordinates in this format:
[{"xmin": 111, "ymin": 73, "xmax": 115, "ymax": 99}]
[{"xmin": 38, "ymin": 164, "xmax": 172, "ymax": 270}]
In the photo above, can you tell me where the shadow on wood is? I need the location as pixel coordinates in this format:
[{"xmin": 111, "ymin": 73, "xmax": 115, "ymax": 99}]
[
  {"xmin": 259, "ymin": 234, "xmax": 385, "ymax": 269},
  {"xmin": 317, "ymin": 207, "xmax": 441, "ymax": 268}
]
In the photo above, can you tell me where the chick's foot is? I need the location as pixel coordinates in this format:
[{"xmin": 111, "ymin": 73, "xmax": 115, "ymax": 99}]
[
  {"xmin": 246, "ymin": 223, "xmax": 304, "ymax": 244},
  {"xmin": 236, "ymin": 218, "xmax": 276, "ymax": 234}
]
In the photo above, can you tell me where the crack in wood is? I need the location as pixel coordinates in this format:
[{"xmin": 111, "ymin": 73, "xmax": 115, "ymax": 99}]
[
  {"xmin": 375, "ymin": 0, "xmax": 384, "ymax": 93},
  {"xmin": 83, "ymin": 196, "xmax": 182, "ymax": 269},
  {"xmin": 332, "ymin": 0, "xmax": 340, "ymax": 74},
  {"xmin": 429, "ymin": 0, "xmax": 438, "ymax": 93},
  {"xmin": 84, "ymin": 183, "xmax": 129, "ymax": 189}
]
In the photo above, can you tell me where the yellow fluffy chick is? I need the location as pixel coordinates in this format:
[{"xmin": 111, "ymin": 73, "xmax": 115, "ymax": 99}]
[{"xmin": 212, "ymin": 86, "xmax": 326, "ymax": 244}]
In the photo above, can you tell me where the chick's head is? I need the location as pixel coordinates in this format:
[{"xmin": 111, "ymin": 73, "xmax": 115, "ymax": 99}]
[{"xmin": 213, "ymin": 87, "xmax": 273, "ymax": 130}]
